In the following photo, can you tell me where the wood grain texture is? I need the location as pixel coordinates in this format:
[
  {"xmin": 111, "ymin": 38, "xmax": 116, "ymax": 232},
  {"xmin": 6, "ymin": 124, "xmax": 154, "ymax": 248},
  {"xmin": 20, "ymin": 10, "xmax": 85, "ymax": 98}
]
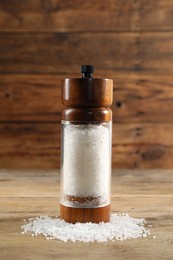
[
  {"xmin": 0, "ymin": 32, "xmax": 173, "ymax": 73},
  {"xmin": 0, "ymin": 0, "xmax": 173, "ymax": 32},
  {"xmin": 113, "ymin": 73, "xmax": 173, "ymax": 123},
  {"xmin": 0, "ymin": 170, "xmax": 173, "ymax": 260},
  {"xmin": 0, "ymin": 74, "xmax": 62, "ymax": 122},
  {"xmin": 0, "ymin": 0, "xmax": 139, "ymax": 32},
  {"xmin": 1, "ymin": 123, "xmax": 173, "ymax": 169},
  {"xmin": 139, "ymin": 0, "xmax": 173, "ymax": 32},
  {"xmin": 1, "ymin": 73, "xmax": 173, "ymax": 123},
  {"xmin": 0, "ymin": 32, "xmax": 139, "ymax": 73},
  {"xmin": 0, "ymin": 123, "xmax": 60, "ymax": 168}
]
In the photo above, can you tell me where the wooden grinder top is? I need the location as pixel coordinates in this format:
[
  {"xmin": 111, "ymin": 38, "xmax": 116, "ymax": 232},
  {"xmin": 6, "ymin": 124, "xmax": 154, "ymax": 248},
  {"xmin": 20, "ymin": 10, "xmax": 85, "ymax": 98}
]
[{"xmin": 61, "ymin": 65, "xmax": 113, "ymax": 122}]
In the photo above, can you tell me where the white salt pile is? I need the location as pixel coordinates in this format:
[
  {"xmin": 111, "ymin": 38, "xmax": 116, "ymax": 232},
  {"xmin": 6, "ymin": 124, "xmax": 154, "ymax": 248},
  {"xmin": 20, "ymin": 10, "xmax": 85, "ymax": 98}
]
[{"xmin": 21, "ymin": 213, "xmax": 151, "ymax": 242}]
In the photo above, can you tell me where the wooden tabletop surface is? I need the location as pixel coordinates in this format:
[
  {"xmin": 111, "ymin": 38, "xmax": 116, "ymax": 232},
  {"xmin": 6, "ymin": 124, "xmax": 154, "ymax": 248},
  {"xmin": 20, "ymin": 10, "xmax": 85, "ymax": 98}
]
[{"xmin": 0, "ymin": 169, "xmax": 173, "ymax": 260}]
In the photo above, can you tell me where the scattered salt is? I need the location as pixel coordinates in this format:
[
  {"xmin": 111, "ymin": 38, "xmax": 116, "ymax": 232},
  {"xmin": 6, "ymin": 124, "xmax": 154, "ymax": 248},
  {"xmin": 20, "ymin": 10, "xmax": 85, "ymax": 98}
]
[{"xmin": 21, "ymin": 213, "xmax": 151, "ymax": 243}]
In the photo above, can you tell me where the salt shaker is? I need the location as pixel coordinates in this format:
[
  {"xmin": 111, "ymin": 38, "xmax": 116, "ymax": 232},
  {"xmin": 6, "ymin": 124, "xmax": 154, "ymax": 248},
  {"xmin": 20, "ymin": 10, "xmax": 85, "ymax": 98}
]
[{"xmin": 60, "ymin": 65, "xmax": 113, "ymax": 223}]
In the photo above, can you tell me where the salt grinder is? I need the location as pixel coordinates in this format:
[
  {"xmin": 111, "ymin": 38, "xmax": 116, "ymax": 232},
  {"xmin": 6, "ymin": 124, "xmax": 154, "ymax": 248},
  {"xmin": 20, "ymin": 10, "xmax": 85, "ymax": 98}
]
[{"xmin": 60, "ymin": 65, "xmax": 113, "ymax": 223}]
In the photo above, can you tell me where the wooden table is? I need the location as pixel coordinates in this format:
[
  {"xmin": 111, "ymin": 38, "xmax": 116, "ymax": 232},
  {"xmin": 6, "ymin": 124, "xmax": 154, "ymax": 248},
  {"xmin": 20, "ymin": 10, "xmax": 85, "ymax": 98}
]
[{"xmin": 0, "ymin": 170, "xmax": 173, "ymax": 260}]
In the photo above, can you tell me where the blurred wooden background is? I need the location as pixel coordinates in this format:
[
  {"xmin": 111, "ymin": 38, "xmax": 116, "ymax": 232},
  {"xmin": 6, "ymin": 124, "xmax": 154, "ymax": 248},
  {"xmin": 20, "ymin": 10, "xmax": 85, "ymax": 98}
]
[{"xmin": 0, "ymin": 0, "xmax": 173, "ymax": 168}]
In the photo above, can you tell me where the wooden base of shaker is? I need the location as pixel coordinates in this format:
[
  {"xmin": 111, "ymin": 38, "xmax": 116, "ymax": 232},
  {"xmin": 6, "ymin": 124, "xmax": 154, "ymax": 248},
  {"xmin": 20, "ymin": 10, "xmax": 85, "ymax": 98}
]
[{"xmin": 60, "ymin": 204, "xmax": 110, "ymax": 224}]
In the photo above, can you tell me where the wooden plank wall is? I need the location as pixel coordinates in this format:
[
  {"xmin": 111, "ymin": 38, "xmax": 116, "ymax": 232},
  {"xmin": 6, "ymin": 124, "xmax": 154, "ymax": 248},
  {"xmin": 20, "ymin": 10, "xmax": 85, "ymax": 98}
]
[{"xmin": 0, "ymin": 0, "xmax": 173, "ymax": 168}]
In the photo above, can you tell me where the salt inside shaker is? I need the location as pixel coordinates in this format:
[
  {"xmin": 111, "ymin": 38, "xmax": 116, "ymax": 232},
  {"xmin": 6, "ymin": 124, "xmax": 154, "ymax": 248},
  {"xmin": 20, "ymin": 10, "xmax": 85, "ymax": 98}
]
[{"xmin": 60, "ymin": 65, "xmax": 113, "ymax": 223}]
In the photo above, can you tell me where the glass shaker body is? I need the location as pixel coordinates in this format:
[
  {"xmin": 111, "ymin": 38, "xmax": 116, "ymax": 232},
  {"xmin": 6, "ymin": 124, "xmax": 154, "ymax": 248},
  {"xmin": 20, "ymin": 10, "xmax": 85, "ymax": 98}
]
[{"xmin": 60, "ymin": 120, "xmax": 112, "ymax": 209}]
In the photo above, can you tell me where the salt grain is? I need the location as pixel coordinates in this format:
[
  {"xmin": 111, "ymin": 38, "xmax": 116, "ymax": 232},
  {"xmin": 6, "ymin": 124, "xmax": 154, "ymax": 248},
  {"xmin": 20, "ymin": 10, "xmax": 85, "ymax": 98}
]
[{"xmin": 21, "ymin": 213, "xmax": 151, "ymax": 242}]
